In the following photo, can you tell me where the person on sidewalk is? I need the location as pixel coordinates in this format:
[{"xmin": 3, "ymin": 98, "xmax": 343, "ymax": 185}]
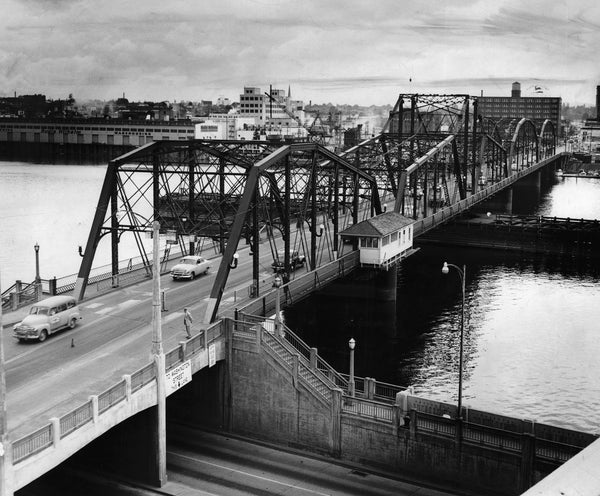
[{"xmin": 184, "ymin": 308, "xmax": 193, "ymax": 338}]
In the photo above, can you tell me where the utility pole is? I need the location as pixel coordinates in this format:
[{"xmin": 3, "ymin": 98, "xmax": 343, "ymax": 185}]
[
  {"xmin": 151, "ymin": 221, "xmax": 167, "ymax": 486},
  {"xmin": 0, "ymin": 271, "xmax": 9, "ymax": 496}
]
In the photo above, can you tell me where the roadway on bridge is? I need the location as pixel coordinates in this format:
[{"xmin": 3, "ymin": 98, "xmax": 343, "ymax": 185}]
[{"xmin": 3, "ymin": 246, "xmax": 281, "ymax": 440}]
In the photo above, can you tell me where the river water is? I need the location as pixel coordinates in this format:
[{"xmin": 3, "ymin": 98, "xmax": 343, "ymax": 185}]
[
  {"xmin": 0, "ymin": 161, "xmax": 152, "ymax": 290},
  {"xmin": 2, "ymin": 162, "xmax": 600, "ymax": 433},
  {"xmin": 285, "ymin": 175, "xmax": 600, "ymax": 434}
]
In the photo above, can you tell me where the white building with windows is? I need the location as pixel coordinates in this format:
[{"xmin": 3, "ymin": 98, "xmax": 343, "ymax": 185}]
[
  {"xmin": 339, "ymin": 212, "xmax": 416, "ymax": 269},
  {"xmin": 239, "ymin": 85, "xmax": 307, "ymax": 132}
]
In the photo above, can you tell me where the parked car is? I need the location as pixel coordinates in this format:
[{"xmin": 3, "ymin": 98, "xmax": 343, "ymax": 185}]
[
  {"xmin": 13, "ymin": 295, "xmax": 81, "ymax": 342},
  {"xmin": 170, "ymin": 255, "xmax": 210, "ymax": 280},
  {"xmin": 271, "ymin": 250, "xmax": 306, "ymax": 273}
]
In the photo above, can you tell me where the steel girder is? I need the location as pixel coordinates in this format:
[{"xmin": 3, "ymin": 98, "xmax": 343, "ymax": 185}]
[
  {"xmin": 73, "ymin": 139, "xmax": 288, "ymax": 301},
  {"xmin": 508, "ymin": 118, "xmax": 540, "ymax": 171},
  {"xmin": 539, "ymin": 119, "xmax": 557, "ymax": 158},
  {"xmin": 204, "ymin": 142, "xmax": 381, "ymax": 323}
]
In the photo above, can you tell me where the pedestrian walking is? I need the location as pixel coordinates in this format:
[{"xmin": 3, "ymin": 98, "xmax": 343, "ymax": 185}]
[{"xmin": 184, "ymin": 308, "xmax": 193, "ymax": 338}]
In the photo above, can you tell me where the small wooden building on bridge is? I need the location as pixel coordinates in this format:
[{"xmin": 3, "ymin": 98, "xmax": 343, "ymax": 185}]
[{"xmin": 340, "ymin": 211, "xmax": 416, "ymax": 269}]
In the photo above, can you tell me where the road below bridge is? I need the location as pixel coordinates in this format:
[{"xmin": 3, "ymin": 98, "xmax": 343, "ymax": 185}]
[{"xmin": 22, "ymin": 428, "xmax": 468, "ymax": 496}]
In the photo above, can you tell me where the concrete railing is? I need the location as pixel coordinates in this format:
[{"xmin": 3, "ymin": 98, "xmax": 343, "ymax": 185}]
[{"xmin": 10, "ymin": 319, "xmax": 224, "ymax": 467}]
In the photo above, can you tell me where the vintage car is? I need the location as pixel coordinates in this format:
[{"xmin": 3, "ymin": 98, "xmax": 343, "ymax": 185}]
[
  {"xmin": 271, "ymin": 250, "xmax": 306, "ymax": 273},
  {"xmin": 170, "ymin": 255, "xmax": 211, "ymax": 280},
  {"xmin": 13, "ymin": 295, "xmax": 81, "ymax": 342}
]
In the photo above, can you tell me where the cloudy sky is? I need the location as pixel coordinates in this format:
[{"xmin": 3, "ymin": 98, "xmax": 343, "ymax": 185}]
[{"xmin": 2, "ymin": 0, "xmax": 599, "ymax": 106}]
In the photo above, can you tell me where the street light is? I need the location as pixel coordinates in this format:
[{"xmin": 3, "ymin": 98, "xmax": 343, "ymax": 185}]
[
  {"xmin": 273, "ymin": 275, "xmax": 282, "ymax": 337},
  {"xmin": 348, "ymin": 337, "xmax": 356, "ymax": 397},
  {"xmin": 34, "ymin": 242, "xmax": 40, "ymax": 283},
  {"xmin": 34, "ymin": 242, "xmax": 41, "ymax": 300},
  {"xmin": 441, "ymin": 261, "xmax": 466, "ymax": 419},
  {"xmin": 229, "ymin": 252, "xmax": 239, "ymax": 269}
]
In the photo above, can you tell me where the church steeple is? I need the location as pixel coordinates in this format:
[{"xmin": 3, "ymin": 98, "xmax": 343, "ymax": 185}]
[{"xmin": 288, "ymin": 85, "xmax": 291, "ymax": 98}]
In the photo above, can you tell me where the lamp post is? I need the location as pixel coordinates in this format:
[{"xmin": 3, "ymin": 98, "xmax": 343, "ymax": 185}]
[
  {"xmin": 441, "ymin": 262, "xmax": 465, "ymax": 418},
  {"xmin": 34, "ymin": 243, "xmax": 40, "ymax": 283},
  {"xmin": 273, "ymin": 275, "xmax": 282, "ymax": 337},
  {"xmin": 34, "ymin": 243, "xmax": 41, "ymax": 300},
  {"xmin": 348, "ymin": 337, "xmax": 356, "ymax": 397}
]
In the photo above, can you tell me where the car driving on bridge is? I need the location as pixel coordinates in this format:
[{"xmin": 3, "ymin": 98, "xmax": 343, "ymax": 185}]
[
  {"xmin": 271, "ymin": 250, "xmax": 306, "ymax": 274},
  {"xmin": 13, "ymin": 295, "xmax": 81, "ymax": 342},
  {"xmin": 170, "ymin": 255, "xmax": 211, "ymax": 280}
]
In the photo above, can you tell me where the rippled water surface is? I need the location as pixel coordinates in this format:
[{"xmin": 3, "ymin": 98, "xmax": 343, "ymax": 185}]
[{"xmin": 286, "ymin": 176, "xmax": 600, "ymax": 433}]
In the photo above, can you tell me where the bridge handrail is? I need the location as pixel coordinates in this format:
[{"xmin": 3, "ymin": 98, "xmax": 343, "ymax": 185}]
[
  {"xmin": 12, "ymin": 424, "xmax": 53, "ymax": 464},
  {"xmin": 235, "ymin": 251, "xmax": 360, "ymax": 318},
  {"xmin": 463, "ymin": 420, "xmax": 523, "ymax": 452},
  {"xmin": 413, "ymin": 156, "xmax": 559, "ymax": 237},
  {"xmin": 59, "ymin": 400, "xmax": 93, "ymax": 438},
  {"xmin": 493, "ymin": 214, "xmax": 600, "ymax": 228},
  {"xmin": 98, "ymin": 380, "xmax": 127, "ymax": 414},
  {"xmin": 258, "ymin": 325, "xmax": 335, "ymax": 403},
  {"xmin": 342, "ymin": 396, "xmax": 394, "ymax": 423}
]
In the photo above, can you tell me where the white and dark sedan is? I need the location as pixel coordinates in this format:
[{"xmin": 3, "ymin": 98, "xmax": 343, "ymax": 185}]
[{"xmin": 170, "ymin": 255, "xmax": 211, "ymax": 280}]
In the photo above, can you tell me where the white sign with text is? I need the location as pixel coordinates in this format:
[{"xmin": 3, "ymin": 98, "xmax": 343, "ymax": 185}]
[
  {"xmin": 165, "ymin": 360, "xmax": 192, "ymax": 395},
  {"xmin": 209, "ymin": 343, "xmax": 216, "ymax": 367}
]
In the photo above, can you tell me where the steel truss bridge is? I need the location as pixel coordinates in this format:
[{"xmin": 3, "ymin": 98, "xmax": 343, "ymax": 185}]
[{"xmin": 73, "ymin": 93, "xmax": 559, "ymax": 322}]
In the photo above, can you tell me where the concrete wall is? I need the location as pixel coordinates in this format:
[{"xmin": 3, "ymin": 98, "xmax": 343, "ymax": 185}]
[
  {"xmin": 205, "ymin": 323, "xmax": 594, "ymax": 496},
  {"xmin": 229, "ymin": 337, "xmax": 337, "ymax": 455}
]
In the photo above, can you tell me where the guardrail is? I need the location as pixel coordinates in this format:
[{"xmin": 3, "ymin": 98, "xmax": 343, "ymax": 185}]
[
  {"xmin": 413, "ymin": 153, "xmax": 567, "ymax": 237},
  {"xmin": 493, "ymin": 214, "xmax": 600, "ymax": 231},
  {"xmin": 236, "ymin": 250, "xmax": 360, "ymax": 318},
  {"xmin": 10, "ymin": 319, "xmax": 223, "ymax": 465}
]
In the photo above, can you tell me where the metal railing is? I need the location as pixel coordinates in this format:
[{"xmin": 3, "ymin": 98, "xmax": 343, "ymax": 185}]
[
  {"xmin": 12, "ymin": 424, "xmax": 53, "ymax": 464},
  {"xmin": 60, "ymin": 401, "xmax": 93, "ymax": 438},
  {"xmin": 342, "ymin": 397, "xmax": 394, "ymax": 423},
  {"xmin": 98, "ymin": 380, "xmax": 127, "ymax": 414},
  {"xmin": 413, "ymin": 153, "xmax": 567, "ymax": 237}
]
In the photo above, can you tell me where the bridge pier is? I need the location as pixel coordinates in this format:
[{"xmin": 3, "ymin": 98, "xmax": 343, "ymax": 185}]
[{"xmin": 317, "ymin": 267, "xmax": 397, "ymax": 303}]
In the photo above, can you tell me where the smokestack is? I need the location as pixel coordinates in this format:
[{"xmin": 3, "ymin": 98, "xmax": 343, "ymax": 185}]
[
  {"xmin": 596, "ymin": 85, "xmax": 600, "ymax": 121},
  {"xmin": 511, "ymin": 82, "xmax": 521, "ymax": 98}
]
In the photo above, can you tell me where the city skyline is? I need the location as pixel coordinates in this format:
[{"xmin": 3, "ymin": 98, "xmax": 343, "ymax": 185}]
[{"xmin": 2, "ymin": 0, "xmax": 599, "ymax": 106}]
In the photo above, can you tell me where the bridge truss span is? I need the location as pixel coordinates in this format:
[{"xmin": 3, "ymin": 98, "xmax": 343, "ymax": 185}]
[{"xmin": 72, "ymin": 92, "xmax": 560, "ymax": 321}]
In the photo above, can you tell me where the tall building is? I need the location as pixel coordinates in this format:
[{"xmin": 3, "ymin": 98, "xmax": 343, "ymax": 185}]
[
  {"xmin": 477, "ymin": 82, "xmax": 562, "ymax": 136},
  {"xmin": 238, "ymin": 85, "xmax": 306, "ymax": 129}
]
